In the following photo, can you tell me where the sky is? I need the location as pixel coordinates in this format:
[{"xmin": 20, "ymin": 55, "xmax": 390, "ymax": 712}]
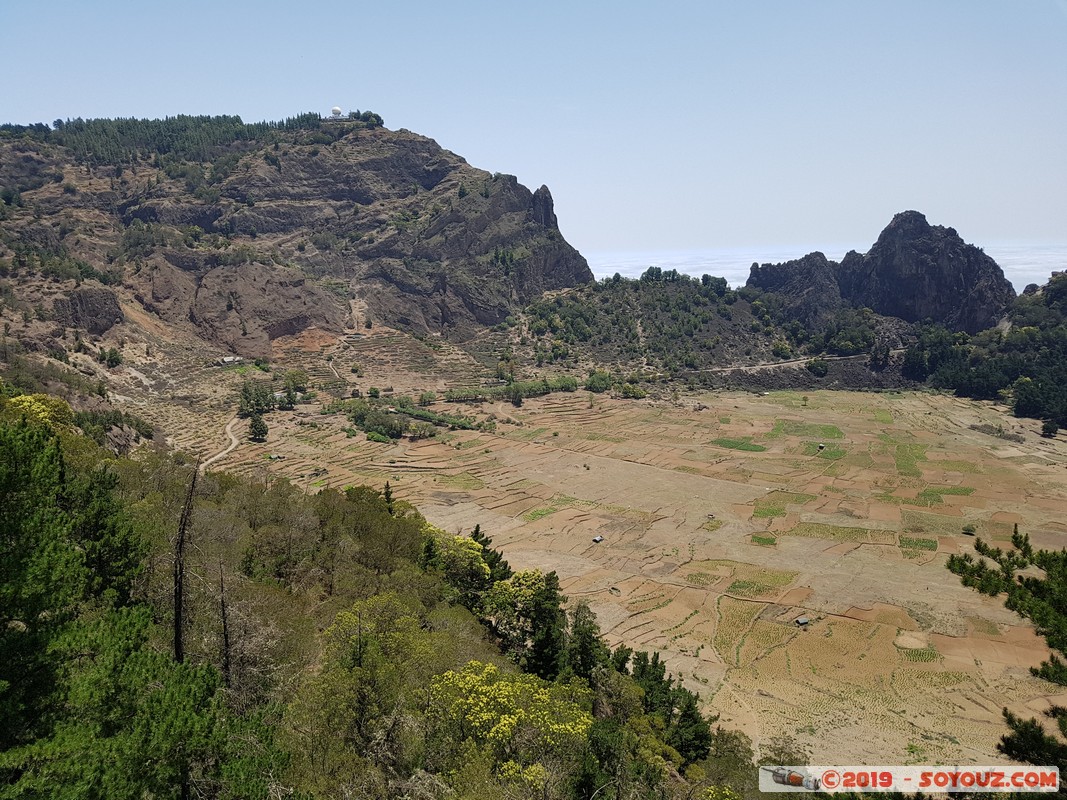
[{"xmin": 4, "ymin": 0, "xmax": 1066, "ymax": 256}]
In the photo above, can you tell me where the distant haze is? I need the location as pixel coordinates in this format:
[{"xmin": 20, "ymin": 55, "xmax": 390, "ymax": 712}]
[{"xmin": 5, "ymin": 2, "xmax": 1066, "ymax": 255}]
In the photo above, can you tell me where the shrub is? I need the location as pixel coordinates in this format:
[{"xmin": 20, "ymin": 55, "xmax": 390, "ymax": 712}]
[
  {"xmin": 805, "ymin": 358, "xmax": 829, "ymax": 377},
  {"xmin": 585, "ymin": 370, "xmax": 612, "ymax": 393}
]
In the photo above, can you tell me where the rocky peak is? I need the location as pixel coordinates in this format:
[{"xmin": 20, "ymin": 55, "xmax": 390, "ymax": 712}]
[
  {"xmin": 747, "ymin": 251, "xmax": 844, "ymax": 327},
  {"xmin": 530, "ymin": 185, "xmax": 558, "ymax": 229},
  {"xmin": 834, "ymin": 210, "xmax": 1015, "ymax": 333}
]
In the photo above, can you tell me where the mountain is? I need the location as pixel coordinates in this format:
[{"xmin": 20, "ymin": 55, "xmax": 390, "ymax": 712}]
[
  {"xmin": 835, "ymin": 211, "xmax": 1016, "ymax": 333},
  {"xmin": 746, "ymin": 251, "xmax": 845, "ymax": 328},
  {"xmin": 0, "ymin": 114, "xmax": 592, "ymax": 357},
  {"xmin": 747, "ymin": 211, "xmax": 1017, "ymax": 334}
]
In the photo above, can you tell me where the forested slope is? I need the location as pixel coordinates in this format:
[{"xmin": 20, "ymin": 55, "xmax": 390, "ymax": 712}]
[{"xmin": 0, "ymin": 369, "xmax": 765, "ymax": 800}]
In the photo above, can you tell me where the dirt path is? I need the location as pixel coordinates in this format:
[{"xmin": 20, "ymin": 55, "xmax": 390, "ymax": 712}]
[
  {"xmin": 201, "ymin": 416, "xmax": 240, "ymax": 473},
  {"xmin": 682, "ymin": 350, "xmax": 899, "ymax": 377}
]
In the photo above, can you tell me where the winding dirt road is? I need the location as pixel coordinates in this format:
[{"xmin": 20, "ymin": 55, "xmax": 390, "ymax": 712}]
[{"xmin": 200, "ymin": 416, "xmax": 240, "ymax": 473}]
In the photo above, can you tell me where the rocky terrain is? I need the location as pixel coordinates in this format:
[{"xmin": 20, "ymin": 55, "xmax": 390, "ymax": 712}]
[
  {"xmin": 0, "ymin": 116, "xmax": 1028, "ymax": 396},
  {"xmin": 748, "ymin": 211, "xmax": 1017, "ymax": 334},
  {"xmin": 0, "ymin": 115, "xmax": 592, "ymax": 358}
]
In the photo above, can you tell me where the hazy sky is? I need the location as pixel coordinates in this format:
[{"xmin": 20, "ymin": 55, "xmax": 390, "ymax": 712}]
[{"xmin": 5, "ymin": 1, "xmax": 1066, "ymax": 255}]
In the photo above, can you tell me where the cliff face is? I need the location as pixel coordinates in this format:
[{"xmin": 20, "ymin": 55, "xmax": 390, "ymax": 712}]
[
  {"xmin": 834, "ymin": 211, "xmax": 1016, "ymax": 333},
  {"xmin": 747, "ymin": 251, "xmax": 845, "ymax": 328},
  {"xmin": 745, "ymin": 211, "xmax": 1016, "ymax": 334},
  {"xmin": 0, "ymin": 120, "xmax": 592, "ymax": 356}
]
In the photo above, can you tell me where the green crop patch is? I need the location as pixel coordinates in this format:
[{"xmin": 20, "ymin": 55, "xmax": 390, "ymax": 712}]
[
  {"xmin": 751, "ymin": 534, "xmax": 777, "ymax": 546},
  {"xmin": 435, "ymin": 472, "xmax": 485, "ymax": 490},
  {"xmin": 753, "ymin": 503, "xmax": 785, "ymax": 519},
  {"xmin": 801, "ymin": 441, "xmax": 846, "ymax": 459},
  {"xmin": 899, "ymin": 646, "xmax": 940, "ymax": 662},
  {"xmin": 894, "ymin": 443, "xmax": 928, "ymax": 477},
  {"xmin": 523, "ymin": 507, "xmax": 556, "ymax": 521},
  {"xmin": 711, "ymin": 437, "xmax": 767, "ymax": 452},
  {"xmin": 908, "ymin": 485, "xmax": 976, "ymax": 507},
  {"xmin": 899, "ymin": 536, "xmax": 938, "ymax": 551},
  {"xmin": 770, "ymin": 419, "xmax": 844, "ymax": 439},
  {"xmin": 785, "ymin": 522, "xmax": 892, "ymax": 543}
]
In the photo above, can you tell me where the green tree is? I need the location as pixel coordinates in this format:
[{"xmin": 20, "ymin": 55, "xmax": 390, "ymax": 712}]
[
  {"xmin": 281, "ymin": 368, "xmax": 308, "ymax": 393},
  {"xmin": 948, "ymin": 526, "xmax": 1067, "ymax": 769},
  {"xmin": 481, "ymin": 569, "xmax": 566, "ymax": 677},
  {"xmin": 470, "ymin": 524, "xmax": 512, "ymax": 584},
  {"xmin": 564, "ymin": 601, "xmax": 609, "ymax": 681},
  {"xmin": 585, "ymin": 370, "xmax": 612, "ymax": 393},
  {"xmin": 238, "ymin": 380, "xmax": 275, "ymax": 417},
  {"xmin": 0, "ymin": 418, "xmax": 233, "ymax": 798},
  {"xmin": 668, "ymin": 689, "xmax": 713, "ymax": 765},
  {"xmin": 248, "ymin": 413, "xmax": 268, "ymax": 442}
]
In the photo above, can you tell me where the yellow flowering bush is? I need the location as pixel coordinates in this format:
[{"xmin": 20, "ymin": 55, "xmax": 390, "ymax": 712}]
[
  {"xmin": 4, "ymin": 393, "xmax": 74, "ymax": 428},
  {"xmin": 429, "ymin": 660, "xmax": 592, "ymax": 764}
]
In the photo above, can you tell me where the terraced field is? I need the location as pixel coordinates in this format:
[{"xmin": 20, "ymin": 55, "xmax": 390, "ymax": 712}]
[{"xmin": 103, "ymin": 323, "xmax": 1067, "ymax": 766}]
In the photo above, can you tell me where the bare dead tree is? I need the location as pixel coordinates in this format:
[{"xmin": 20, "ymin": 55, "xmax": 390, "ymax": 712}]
[
  {"xmin": 219, "ymin": 561, "xmax": 231, "ymax": 689},
  {"xmin": 173, "ymin": 459, "xmax": 199, "ymax": 664}
]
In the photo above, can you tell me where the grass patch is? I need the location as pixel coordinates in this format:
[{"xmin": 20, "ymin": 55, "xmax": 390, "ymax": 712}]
[
  {"xmin": 582, "ymin": 432, "xmax": 625, "ymax": 442},
  {"xmin": 872, "ymin": 409, "xmax": 894, "ymax": 424},
  {"xmin": 752, "ymin": 490, "xmax": 815, "ymax": 519},
  {"xmin": 894, "ymin": 443, "xmax": 928, "ymax": 477},
  {"xmin": 700, "ymin": 519, "xmax": 724, "ymax": 532},
  {"xmin": 968, "ymin": 616, "xmax": 1000, "ymax": 636},
  {"xmin": 899, "ymin": 646, "xmax": 940, "ymax": 663},
  {"xmin": 711, "ymin": 437, "xmax": 767, "ymax": 452},
  {"xmin": 523, "ymin": 507, "xmax": 556, "ymax": 521},
  {"xmin": 753, "ymin": 504, "xmax": 785, "ymax": 519},
  {"xmin": 505, "ymin": 478, "xmax": 540, "ymax": 490},
  {"xmin": 785, "ymin": 522, "xmax": 893, "ymax": 543},
  {"xmin": 770, "ymin": 419, "xmax": 844, "ymax": 439},
  {"xmin": 719, "ymin": 416, "xmax": 731, "ymax": 424},
  {"xmin": 521, "ymin": 493, "xmax": 581, "ymax": 521},
  {"xmin": 454, "ymin": 438, "xmax": 486, "ymax": 449},
  {"xmin": 900, "ymin": 509, "xmax": 966, "ymax": 537},
  {"xmin": 507, "ymin": 426, "xmax": 550, "ymax": 442},
  {"xmin": 685, "ymin": 573, "xmax": 720, "ymax": 587},
  {"xmin": 726, "ymin": 579, "xmax": 779, "ymax": 598},
  {"xmin": 899, "ymin": 536, "xmax": 938, "ymax": 552},
  {"xmin": 435, "ymin": 472, "xmax": 485, "ymax": 490},
  {"xmin": 674, "ymin": 465, "xmax": 704, "ymax": 475},
  {"xmin": 764, "ymin": 391, "xmax": 806, "ymax": 408},
  {"xmin": 801, "ymin": 441, "xmax": 846, "ymax": 459},
  {"xmin": 751, "ymin": 534, "xmax": 777, "ymax": 546},
  {"xmin": 907, "ymin": 485, "xmax": 976, "ymax": 507}
]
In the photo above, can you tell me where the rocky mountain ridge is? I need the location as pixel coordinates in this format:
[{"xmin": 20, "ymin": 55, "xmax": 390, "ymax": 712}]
[
  {"xmin": 748, "ymin": 211, "xmax": 1017, "ymax": 334},
  {"xmin": 0, "ymin": 115, "xmax": 592, "ymax": 358}
]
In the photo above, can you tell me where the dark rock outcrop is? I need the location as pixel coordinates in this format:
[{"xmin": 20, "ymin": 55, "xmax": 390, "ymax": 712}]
[
  {"xmin": 835, "ymin": 211, "xmax": 1015, "ymax": 333},
  {"xmin": 52, "ymin": 287, "xmax": 124, "ymax": 335},
  {"xmin": 746, "ymin": 211, "xmax": 1016, "ymax": 334},
  {"xmin": 747, "ymin": 252, "xmax": 845, "ymax": 328}
]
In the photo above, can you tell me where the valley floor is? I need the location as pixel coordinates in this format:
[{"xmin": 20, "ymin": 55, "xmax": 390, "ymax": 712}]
[{"xmin": 108, "ymin": 326, "xmax": 1067, "ymax": 766}]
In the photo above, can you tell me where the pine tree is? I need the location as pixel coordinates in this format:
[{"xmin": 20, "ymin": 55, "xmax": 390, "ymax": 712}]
[
  {"xmin": 525, "ymin": 571, "xmax": 567, "ymax": 680},
  {"xmin": 248, "ymin": 413, "xmax": 268, "ymax": 442},
  {"xmin": 565, "ymin": 600, "xmax": 609, "ymax": 680}
]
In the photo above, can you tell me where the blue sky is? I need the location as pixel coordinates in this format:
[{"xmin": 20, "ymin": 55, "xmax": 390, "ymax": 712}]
[{"xmin": 4, "ymin": 1, "xmax": 1066, "ymax": 254}]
